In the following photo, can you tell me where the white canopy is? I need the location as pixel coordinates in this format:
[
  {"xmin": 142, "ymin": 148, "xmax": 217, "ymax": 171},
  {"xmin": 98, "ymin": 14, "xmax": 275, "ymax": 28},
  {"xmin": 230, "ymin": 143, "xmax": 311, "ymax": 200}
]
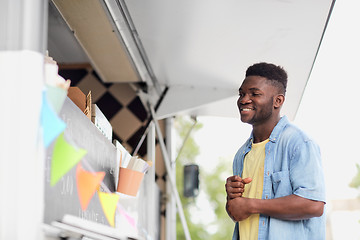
[
  {"xmin": 49, "ymin": 0, "xmax": 335, "ymax": 120},
  {"xmin": 125, "ymin": 0, "xmax": 334, "ymax": 119}
]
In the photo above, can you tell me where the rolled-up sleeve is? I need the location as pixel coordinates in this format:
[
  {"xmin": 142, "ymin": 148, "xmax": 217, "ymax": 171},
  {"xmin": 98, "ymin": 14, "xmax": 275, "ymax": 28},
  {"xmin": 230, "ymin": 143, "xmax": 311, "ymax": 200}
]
[{"xmin": 290, "ymin": 140, "xmax": 326, "ymax": 203}]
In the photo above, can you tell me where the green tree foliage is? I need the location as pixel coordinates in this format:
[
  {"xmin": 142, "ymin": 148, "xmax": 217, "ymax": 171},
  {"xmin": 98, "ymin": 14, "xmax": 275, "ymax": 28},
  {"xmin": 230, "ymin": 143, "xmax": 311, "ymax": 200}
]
[
  {"xmin": 349, "ymin": 164, "xmax": 360, "ymax": 223},
  {"xmin": 349, "ymin": 163, "xmax": 360, "ymax": 194},
  {"xmin": 174, "ymin": 116, "xmax": 209, "ymax": 239},
  {"xmin": 202, "ymin": 157, "xmax": 234, "ymax": 240},
  {"xmin": 174, "ymin": 116, "xmax": 234, "ymax": 240}
]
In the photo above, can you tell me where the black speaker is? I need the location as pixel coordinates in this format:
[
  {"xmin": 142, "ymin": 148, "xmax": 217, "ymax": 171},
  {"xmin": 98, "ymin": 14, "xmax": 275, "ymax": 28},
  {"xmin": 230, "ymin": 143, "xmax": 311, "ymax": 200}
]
[{"xmin": 183, "ymin": 164, "xmax": 199, "ymax": 198}]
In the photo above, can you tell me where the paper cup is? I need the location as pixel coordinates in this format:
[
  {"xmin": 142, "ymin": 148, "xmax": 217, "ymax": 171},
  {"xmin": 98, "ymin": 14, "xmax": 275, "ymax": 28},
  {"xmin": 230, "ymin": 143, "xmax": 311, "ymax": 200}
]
[{"xmin": 116, "ymin": 167, "xmax": 144, "ymax": 196}]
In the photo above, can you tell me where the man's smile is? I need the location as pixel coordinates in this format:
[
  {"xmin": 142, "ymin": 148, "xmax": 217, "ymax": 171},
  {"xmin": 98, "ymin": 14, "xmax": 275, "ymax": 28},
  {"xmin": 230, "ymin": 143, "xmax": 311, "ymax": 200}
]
[{"xmin": 240, "ymin": 107, "xmax": 255, "ymax": 112}]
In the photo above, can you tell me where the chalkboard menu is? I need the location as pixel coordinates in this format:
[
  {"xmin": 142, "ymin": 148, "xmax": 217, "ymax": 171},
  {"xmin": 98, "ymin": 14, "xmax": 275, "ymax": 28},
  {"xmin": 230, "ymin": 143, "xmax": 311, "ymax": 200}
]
[{"xmin": 44, "ymin": 97, "xmax": 118, "ymax": 225}]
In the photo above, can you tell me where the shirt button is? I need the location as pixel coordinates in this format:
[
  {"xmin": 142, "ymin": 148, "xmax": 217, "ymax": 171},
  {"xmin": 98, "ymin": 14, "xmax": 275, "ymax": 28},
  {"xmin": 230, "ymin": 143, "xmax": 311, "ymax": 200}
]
[
  {"xmin": 267, "ymin": 171, "xmax": 270, "ymax": 176},
  {"xmin": 265, "ymin": 195, "xmax": 268, "ymax": 199}
]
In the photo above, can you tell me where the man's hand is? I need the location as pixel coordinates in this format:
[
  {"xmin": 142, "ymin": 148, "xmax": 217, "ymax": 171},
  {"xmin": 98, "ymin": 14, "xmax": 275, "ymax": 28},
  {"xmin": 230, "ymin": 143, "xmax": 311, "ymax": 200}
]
[
  {"xmin": 225, "ymin": 175, "xmax": 252, "ymax": 200},
  {"xmin": 226, "ymin": 197, "xmax": 253, "ymax": 221},
  {"xmin": 225, "ymin": 175, "xmax": 252, "ymax": 221}
]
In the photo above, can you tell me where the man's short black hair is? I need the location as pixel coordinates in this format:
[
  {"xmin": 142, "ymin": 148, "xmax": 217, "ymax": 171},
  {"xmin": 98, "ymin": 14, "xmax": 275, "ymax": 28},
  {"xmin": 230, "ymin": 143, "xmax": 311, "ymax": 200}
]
[{"xmin": 246, "ymin": 62, "xmax": 288, "ymax": 94}]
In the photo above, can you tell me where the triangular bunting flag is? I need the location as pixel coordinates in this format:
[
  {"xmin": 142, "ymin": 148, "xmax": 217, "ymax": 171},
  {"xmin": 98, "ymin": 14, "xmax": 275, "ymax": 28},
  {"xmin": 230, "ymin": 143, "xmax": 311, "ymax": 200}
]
[
  {"xmin": 51, "ymin": 133, "xmax": 87, "ymax": 186},
  {"xmin": 98, "ymin": 191, "xmax": 120, "ymax": 227},
  {"xmin": 119, "ymin": 207, "xmax": 136, "ymax": 228},
  {"xmin": 41, "ymin": 90, "xmax": 66, "ymax": 147},
  {"xmin": 76, "ymin": 163, "xmax": 105, "ymax": 210},
  {"xmin": 45, "ymin": 84, "xmax": 68, "ymax": 114}
]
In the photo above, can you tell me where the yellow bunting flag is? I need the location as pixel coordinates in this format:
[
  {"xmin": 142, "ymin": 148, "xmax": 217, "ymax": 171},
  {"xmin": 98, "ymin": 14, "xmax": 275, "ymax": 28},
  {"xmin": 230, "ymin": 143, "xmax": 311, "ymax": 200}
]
[
  {"xmin": 98, "ymin": 191, "xmax": 120, "ymax": 227},
  {"xmin": 51, "ymin": 133, "xmax": 87, "ymax": 186},
  {"xmin": 76, "ymin": 163, "xmax": 105, "ymax": 210}
]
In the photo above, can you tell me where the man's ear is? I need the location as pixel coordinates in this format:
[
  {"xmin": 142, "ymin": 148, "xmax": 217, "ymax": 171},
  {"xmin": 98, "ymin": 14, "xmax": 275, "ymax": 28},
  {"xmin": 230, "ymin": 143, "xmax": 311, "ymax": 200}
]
[{"xmin": 274, "ymin": 94, "xmax": 285, "ymax": 109}]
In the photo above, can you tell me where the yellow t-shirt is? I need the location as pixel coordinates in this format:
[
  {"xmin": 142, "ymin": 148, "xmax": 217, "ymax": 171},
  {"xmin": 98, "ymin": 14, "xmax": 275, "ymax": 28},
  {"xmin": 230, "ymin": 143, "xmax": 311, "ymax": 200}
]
[{"xmin": 239, "ymin": 139, "xmax": 269, "ymax": 240}]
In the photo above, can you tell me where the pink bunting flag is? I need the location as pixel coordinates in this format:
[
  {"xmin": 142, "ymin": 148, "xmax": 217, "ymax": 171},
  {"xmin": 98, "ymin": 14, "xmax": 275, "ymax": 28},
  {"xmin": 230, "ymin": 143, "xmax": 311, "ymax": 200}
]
[
  {"xmin": 118, "ymin": 208, "xmax": 136, "ymax": 228},
  {"xmin": 76, "ymin": 163, "xmax": 105, "ymax": 210},
  {"xmin": 98, "ymin": 191, "xmax": 120, "ymax": 227}
]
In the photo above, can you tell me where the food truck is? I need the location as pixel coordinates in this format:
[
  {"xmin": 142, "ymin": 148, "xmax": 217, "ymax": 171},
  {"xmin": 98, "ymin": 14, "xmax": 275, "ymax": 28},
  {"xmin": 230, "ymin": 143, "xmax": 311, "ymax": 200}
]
[{"xmin": 0, "ymin": 0, "xmax": 335, "ymax": 239}]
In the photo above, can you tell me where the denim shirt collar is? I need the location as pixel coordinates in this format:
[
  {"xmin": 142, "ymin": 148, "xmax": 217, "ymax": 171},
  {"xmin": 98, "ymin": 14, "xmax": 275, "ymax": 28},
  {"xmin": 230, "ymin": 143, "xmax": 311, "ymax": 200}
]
[{"xmin": 247, "ymin": 115, "xmax": 289, "ymax": 144}]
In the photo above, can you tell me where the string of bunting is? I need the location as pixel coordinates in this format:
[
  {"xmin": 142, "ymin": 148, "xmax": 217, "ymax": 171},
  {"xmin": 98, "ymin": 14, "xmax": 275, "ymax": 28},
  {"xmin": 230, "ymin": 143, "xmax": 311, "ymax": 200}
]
[{"xmin": 40, "ymin": 86, "xmax": 145, "ymax": 234}]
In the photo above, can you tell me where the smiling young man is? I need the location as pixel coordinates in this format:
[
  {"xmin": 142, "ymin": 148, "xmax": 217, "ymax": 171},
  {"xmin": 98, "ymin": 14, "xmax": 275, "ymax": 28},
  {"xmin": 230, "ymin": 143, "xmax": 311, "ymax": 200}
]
[{"xmin": 225, "ymin": 62, "xmax": 326, "ymax": 240}]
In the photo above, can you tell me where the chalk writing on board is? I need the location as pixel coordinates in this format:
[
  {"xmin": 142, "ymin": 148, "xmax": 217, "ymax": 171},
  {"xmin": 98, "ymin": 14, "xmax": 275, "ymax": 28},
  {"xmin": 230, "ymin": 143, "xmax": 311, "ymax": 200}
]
[
  {"xmin": 79, "ymin": 208, "xmax": 106, "ymax": 224},
  {"xmin": 60, "ymin": 175, "xmax": 74, "ymax": 195}
]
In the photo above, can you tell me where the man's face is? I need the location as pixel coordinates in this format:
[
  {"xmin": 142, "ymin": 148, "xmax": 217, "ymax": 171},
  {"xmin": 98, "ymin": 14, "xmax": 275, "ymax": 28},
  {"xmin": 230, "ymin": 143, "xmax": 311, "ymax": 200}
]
[{"xmin": 237, "ymin": 76, "xmax": 279, "ymax": 126}]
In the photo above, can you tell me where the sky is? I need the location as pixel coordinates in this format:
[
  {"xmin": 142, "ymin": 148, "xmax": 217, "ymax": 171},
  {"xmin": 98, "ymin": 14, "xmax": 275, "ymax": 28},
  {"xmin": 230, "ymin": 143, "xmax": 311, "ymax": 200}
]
[{"xmin": 191, "ymin": 1, "xmax": 360, "ymax": 238}]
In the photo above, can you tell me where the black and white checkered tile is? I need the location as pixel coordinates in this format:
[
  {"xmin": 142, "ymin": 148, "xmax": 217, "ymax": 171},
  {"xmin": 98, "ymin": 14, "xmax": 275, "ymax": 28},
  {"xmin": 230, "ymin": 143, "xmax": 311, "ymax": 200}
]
[
  {"xmin": 59, "ymin": 67, "xmax": 148, "ymax": 156},
  {"xmin": 59, "ymin": 66, "xmax": 167, "ymax": 193}
]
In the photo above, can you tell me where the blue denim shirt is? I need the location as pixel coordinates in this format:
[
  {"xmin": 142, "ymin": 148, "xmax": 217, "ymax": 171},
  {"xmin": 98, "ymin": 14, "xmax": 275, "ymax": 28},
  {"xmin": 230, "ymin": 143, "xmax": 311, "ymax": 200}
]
[{"xmin": 231, "ymin": 116, "xmax": 326, "ymax": 240}]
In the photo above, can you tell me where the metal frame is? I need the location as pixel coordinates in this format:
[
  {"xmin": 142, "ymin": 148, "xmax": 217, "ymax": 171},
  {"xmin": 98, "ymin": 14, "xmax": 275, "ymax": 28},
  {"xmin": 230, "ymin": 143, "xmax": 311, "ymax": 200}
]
[{"xmin": 148, "ymin": 104, "xmax": 192, "ymax": 240}]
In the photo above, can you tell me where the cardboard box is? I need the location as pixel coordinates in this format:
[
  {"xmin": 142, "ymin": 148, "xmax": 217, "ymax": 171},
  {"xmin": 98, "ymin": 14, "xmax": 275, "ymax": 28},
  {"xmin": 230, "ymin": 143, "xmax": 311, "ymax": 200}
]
[
  {"xmin": 67, "ymin": 87, "xmax": 86, "ymax": 112},
  {"xmin": 67, "ymin": 87, "xmax": 91, "ymax": 120}
]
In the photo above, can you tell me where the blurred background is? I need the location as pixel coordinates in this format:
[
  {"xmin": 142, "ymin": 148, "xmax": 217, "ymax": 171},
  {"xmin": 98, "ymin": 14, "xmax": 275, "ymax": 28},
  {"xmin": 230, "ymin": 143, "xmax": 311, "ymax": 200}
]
[{"xmin": 174, "ymin": 1, "xmax": 360, "ymax": 238}]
